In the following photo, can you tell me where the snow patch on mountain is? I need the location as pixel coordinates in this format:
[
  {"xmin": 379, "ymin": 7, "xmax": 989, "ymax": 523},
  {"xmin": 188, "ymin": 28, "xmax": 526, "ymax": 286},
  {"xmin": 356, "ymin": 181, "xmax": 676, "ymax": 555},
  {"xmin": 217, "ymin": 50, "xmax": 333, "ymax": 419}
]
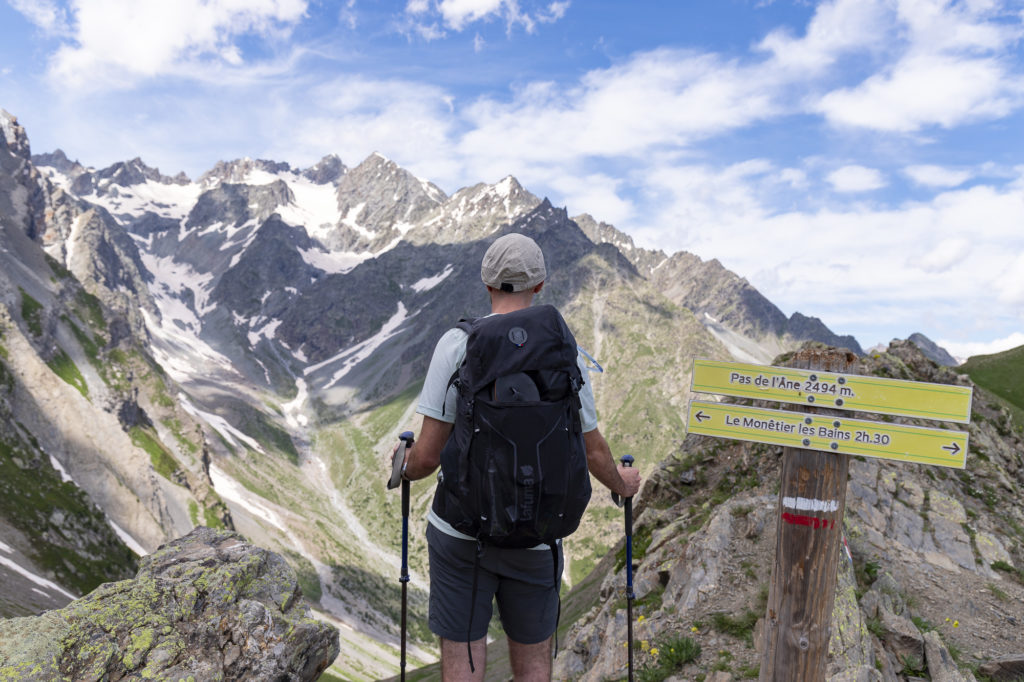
[
  {"xmin": 0, "ymin": 548, "xmax": 77, "ymax": 598},
  {"xmin": 180, "ymin": 396, "xmax": 264, "ymax": 453},
  {"xmin": 274, "ymin": 175, "xmax": 342, "ymax": 242},
  {"xmin": 411, "ymin": 264, "xmax": 453, "ymax": 292},
  {"xmin": 340, "ymin": 202, "xmax": 371, "ymax": 238},
  {"xmin": 141, "ymin": 252, "xmax": 216, "ymax": 319},
  {"xmin": 86, "ymin": 179, "xmax": 201, "ymax": 220},
  {"xmin": 283, "ymin": 378, "xmax": 310, "ymax": 429},
  {"xmin": 305, "ymin": 303, "xmax": 412, "ymax": 389},
  {"xmin": 298, "ymin": 245, "xmax": 366, "ymax": 275},
  {"xmin": 248, "ymin": 318, "xmax": 282, "ymax": 346},
  {"xmin": 143, "ymin": 308, "xmax": 241, "ymax": 387},
  {"xmin": 109, "ymin": 520, "xmax": 148, "ymax": 556},
  {"xmin": 209, "ymin": 464, "xmax": 286, "ymax": 532}
]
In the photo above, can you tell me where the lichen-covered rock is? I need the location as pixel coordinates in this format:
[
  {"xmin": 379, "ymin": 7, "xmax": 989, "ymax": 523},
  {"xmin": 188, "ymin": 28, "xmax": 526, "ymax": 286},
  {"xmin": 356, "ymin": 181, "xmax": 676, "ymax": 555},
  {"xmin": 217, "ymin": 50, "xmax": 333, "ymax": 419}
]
[{"xmin": 0, "ymin": 527, "xmax": 338, "ymax": 680}]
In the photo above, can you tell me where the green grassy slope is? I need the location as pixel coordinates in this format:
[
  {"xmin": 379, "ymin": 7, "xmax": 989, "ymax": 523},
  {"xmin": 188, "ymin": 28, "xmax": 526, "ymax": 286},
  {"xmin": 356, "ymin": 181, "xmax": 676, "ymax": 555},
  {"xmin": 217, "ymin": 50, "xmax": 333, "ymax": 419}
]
[{"xmin": 957, "ymin": 343, "xmax": 1024, "ymax": 431}]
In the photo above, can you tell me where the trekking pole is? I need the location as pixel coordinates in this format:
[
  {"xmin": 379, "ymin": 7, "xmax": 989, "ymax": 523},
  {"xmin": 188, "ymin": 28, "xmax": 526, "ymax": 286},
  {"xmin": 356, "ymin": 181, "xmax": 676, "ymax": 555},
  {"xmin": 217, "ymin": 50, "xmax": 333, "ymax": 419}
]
[
  {"xmin": 612, "ymin": 454, "xmax": 636, "ymax": 682},
  {"xmin": 387, "ymin": 430, "xmax": 415, "ymax": 681}
]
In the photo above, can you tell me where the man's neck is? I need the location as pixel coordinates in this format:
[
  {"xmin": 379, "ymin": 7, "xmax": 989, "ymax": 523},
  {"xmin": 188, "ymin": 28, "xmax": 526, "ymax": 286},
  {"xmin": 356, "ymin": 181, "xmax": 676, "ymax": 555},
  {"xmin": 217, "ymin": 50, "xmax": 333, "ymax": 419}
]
[{"xmin": 490, "ymin": 292, "xmax": 534, "ymax": 315}]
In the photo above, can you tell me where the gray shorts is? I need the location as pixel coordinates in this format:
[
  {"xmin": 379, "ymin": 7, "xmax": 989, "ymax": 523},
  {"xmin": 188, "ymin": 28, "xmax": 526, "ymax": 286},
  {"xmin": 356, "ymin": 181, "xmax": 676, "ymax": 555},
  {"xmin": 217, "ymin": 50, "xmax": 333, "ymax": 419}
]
[{"xmin": 426, "ymin": 523, "xmax": 563, "ymax": 644}]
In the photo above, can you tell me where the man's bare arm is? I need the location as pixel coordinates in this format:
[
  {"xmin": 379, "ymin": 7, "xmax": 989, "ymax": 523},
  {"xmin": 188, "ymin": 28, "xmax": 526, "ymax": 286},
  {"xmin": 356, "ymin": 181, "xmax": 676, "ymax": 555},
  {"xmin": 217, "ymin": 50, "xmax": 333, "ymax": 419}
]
[{"xmin": 401, "ymin": 415, "xmax": 453, "ymax": 481}]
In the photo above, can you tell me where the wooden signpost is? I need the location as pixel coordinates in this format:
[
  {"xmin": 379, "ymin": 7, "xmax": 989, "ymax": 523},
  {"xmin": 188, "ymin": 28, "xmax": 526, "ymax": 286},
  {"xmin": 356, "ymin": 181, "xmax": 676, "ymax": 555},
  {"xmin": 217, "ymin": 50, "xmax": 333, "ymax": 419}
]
[{"xmin": 685, "ymin": 349, "xmax": 973, "ymax": 682}]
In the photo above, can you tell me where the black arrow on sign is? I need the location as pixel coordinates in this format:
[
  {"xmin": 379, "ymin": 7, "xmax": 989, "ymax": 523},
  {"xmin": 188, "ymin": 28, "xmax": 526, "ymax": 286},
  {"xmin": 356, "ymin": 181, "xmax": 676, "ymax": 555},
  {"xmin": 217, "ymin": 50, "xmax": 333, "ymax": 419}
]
[
  {"xmin": 695, "ymin": 410, "xmax": 710, "ymax": 423},
  {"xmin": 942, "ymin": 442, "xmax": 961, "ymax": 455}
]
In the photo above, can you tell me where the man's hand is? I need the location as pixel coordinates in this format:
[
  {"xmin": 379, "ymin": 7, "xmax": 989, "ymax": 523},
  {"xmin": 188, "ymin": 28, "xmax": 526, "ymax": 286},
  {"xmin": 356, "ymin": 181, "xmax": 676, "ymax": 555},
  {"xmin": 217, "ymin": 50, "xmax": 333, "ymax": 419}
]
[
  {"xmin": 384, "ymin": 441, "xmax": 406, "ymax": 474},
  {"xmin": 616, "ymin": 463, "xmax": 642, "ymax": 499}
]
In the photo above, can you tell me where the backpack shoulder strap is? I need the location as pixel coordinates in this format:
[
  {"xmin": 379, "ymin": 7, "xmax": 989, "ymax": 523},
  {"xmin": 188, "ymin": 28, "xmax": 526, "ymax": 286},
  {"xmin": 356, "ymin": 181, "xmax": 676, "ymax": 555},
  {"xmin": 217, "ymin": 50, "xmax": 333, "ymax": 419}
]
[{"xmin": 441, "ymin": 318, "xmax": 476, "ymax": 417}]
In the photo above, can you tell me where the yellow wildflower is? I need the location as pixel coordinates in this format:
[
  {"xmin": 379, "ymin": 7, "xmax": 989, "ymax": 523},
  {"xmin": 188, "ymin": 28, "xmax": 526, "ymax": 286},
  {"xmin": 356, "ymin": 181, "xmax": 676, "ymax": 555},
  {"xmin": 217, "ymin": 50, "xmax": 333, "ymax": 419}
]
[
  {"xmin": 953, "ymin": 620, "xmax": 959, "ymax": 628},
  {"xmin": 651, "ymin": 648, "xmax": 660, "ymax": 657},
  {"xmin": 637, "ymin": 615, "xmax": 645, "ymax": 623},
  {"xmin": 641, "ymin": 640, "xmax": 650, "ymax": 652},
  {"xmin": 691, "ymin": 626, "xmax": 699, "ymax": 632}
]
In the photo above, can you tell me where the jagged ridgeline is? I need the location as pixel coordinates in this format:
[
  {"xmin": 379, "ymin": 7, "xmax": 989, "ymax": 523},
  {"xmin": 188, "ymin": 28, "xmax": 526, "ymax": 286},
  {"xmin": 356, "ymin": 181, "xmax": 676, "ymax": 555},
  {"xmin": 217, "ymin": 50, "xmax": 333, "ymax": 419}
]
[{"xmin": 2, "ymin": 106, "xmax": 874, "ymax": 679}]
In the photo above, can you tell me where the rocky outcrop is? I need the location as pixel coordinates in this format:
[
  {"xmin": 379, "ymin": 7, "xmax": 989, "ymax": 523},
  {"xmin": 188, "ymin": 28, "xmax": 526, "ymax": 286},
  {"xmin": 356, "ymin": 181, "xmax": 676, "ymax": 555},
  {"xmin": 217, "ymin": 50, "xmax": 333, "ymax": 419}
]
[{"xmin": 0, "ymin": 527, "xmax": 339, "ymax": 680}]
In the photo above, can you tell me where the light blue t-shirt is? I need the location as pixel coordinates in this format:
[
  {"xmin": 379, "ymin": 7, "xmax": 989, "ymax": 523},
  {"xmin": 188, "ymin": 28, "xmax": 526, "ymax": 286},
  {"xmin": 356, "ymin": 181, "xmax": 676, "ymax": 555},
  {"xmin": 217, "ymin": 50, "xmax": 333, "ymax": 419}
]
[{"xmin": 416, "ymin": 321, "xmax": 599, "ymax": 544}]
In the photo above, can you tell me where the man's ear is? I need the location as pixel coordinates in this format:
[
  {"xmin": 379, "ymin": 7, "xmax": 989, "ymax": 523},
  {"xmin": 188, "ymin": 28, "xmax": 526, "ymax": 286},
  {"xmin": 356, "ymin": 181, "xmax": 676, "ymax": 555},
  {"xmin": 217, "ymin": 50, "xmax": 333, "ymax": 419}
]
[{"xmin": 533, "ymin": 281, "xmax": 544, "ymax": 294}]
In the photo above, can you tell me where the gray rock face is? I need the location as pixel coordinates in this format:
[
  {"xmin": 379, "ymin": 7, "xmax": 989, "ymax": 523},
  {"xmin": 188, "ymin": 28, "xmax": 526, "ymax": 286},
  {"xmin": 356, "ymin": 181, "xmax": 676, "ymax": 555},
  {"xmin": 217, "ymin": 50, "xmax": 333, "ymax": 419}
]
[
  {"xmin": 302, "ymin": 154, "xmax": 346, "ymax": 185},
  {"xmin": 909, "ymin": 332, "xmax": 959, "ymax": 366},
  {"xmin": 408, "ymin": 175, "xmax": 540, "ymax": 245},
  {"xmin": 186, "ymin": 180, "xmax": 294, "ymax": 231},
  {"xmin": 199, "ymin": 158, "xmax": 294, "ymax": 185},
  {"xmin": 0, "ymin": 109, "xmax": 30, "ymax": 160},
  {"xmin": 326, "ymin": 153, "xmax": 447, "ymax": 252},
  {"xmin": 0, "ymin": 527, "xmax": 339, "ymax": 680}
]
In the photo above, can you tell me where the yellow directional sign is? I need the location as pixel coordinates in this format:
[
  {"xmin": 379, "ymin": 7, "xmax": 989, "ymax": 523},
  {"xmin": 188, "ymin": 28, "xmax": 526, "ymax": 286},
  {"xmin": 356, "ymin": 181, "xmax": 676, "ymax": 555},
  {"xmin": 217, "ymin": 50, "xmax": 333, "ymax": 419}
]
[
  {"xmin": 691, "ymin": 359, "xmax": 973, "ymax": 423},
  {"xmin": 686, "ymin": 400, "xmax": 968, "ymax": 468}
]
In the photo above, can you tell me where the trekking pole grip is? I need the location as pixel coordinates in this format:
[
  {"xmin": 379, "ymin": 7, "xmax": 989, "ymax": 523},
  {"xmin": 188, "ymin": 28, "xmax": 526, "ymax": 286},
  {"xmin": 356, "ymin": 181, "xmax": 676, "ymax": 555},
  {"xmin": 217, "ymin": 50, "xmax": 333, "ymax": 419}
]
[
  {"xmin": 620, "ymin": 455, "xmax": 634, "ymax": 536},
  {"xmin": 398, "ymin": 431, "xmax": 414, "ymax": 516},
  {"xmin": 611, "ymin": 453, "xmax": 635, "ymax": 508}
]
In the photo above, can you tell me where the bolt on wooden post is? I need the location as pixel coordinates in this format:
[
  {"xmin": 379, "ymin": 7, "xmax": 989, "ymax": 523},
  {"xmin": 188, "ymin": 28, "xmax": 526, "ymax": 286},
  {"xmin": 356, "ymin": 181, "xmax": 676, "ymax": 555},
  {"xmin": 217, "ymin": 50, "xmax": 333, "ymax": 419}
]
[{"xmin": 759, "ymin": 348, "xmax": 856, "ymax": 682}]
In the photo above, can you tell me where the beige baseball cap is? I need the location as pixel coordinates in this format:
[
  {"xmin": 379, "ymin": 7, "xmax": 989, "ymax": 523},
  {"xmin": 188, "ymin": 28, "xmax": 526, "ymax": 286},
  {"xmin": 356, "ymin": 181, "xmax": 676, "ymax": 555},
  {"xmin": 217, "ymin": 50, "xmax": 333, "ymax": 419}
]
[{"xmin": 480, "ymin": 233, "xmax": 546, "ymax": 292}]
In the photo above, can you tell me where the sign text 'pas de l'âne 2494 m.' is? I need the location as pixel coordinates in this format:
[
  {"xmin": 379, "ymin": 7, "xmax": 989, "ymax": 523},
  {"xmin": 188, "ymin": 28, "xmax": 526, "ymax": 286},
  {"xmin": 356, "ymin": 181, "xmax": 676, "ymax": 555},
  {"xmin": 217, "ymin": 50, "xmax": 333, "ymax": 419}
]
[{"xmin": 691, "ymin": 359, "xmax": 972, "ymax": 423}]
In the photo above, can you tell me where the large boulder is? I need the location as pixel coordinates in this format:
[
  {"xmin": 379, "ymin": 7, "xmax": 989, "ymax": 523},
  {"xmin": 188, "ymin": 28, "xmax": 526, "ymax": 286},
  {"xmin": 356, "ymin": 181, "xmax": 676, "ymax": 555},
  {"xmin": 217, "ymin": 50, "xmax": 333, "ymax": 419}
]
[{"xmin": 0, "ymin": 527, "xmax": 338, "ymax": 680}]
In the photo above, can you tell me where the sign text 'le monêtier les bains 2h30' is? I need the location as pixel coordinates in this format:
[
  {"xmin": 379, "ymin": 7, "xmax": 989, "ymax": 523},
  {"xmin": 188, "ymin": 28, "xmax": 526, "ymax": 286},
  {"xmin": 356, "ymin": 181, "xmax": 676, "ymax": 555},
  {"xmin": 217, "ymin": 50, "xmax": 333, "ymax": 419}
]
[{"xmin": 685, "ymin": 359, "xmax": 972, "ymax": 468}]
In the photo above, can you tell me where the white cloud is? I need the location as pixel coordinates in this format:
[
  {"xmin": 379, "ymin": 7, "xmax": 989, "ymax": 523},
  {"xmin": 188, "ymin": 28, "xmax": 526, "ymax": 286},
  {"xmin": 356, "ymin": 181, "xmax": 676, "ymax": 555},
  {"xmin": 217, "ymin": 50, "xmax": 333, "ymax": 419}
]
[
  {"xmin": 8, "ymin": 0, "xmax": 69, "ymax": 33},
  {"xmin": 457, "ymin": 49, "xmax": 779, "ymax": 171},
  {"xmin": 47, "ymin": 0, "xmax": 308, "ymax": 90},
  {"xmin": 827, "ymin": 165, "xmax": 886, "ymax": 192},
  {"xmin": 811, "ymin": 0, "xmax": 1024, "ymax": 131},
  {"xmin": 625, "ymin": 161, "xmax": 1024, "ymax": 352},
  {"xmin": 402, "ymin": 0, "xmax": 567, "ymax": 35},
  {"xmin": 918, "ymin": 238, "xmax": 971, "ymax": 273},
  {"xmin": 757, "ymin": 0, "xmax": 891, "ymax": 74},
  {"xmin": 261, "ymin": 76, "xmax": 461, "ymax": 183},
  {"xmin": 995, "ymin": 251, "xmax": 1024, "ymax": 305},
  {"xmin": 904, "ymin": 164, "xmax": 973, "ymax": 187},
  {"xmin": 538, "ymin": 1, "xmax": 569, "ymax": 23},
  {"xmin": 815, "ymin": 54, "xmax": 1021, "ymax": 131},
  {"xmin": 939, "ymin": 332, "xmax": 1024, "ymax": 359},
  {"xmin": 438, "ymin": 0, "xmax": 504, "ymax": 30}
]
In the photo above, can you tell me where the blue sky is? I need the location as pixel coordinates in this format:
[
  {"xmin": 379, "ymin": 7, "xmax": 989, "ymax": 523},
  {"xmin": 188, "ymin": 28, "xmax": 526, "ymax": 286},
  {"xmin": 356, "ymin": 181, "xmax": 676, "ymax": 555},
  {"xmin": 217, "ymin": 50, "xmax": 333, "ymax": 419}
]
[{"xmin": 1, "ymin": 0, "xmax": 1023, "ymax": 358}]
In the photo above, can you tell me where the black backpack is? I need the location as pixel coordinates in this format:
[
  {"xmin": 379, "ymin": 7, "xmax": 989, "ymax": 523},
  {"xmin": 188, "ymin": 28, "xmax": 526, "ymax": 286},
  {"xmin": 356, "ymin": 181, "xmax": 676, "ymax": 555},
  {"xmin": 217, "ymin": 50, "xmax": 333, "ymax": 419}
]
[{"xmin": 432, "ymin": 304, "xmax": 593, "ymax": 549}]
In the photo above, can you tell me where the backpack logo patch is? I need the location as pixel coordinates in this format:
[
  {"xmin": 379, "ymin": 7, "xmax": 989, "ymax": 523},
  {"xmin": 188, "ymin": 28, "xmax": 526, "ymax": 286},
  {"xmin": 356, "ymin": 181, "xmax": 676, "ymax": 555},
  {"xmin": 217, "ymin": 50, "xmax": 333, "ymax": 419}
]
[{"xmin": 508, "ymin": 327, "xmax": 528, "ymax": 347}]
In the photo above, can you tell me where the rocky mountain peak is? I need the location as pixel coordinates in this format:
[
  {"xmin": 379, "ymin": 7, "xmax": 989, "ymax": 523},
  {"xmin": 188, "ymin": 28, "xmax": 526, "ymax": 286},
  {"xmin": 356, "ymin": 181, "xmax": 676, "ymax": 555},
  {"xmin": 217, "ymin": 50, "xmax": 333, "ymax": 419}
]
[
  {"xmin": 95, "ymin": 157, "xmax": 190, "ymax": 190},
  {"xmin": 31, "ymin": 149, "xmax": 82, "ymax": 174},
  {"xmin": 0, "ymin": 109, "xmax": 31, "ymax": 159},
  {"xmin": 574, "ymin": 212, "xmax": 668, "ymax": 274},
  {"xmin": 199, "ymin": 158, "xmax": 293, "ymax": 186},
  {"xmin": 410, "ymin": 175, "xmax": 541, "ymax": 245},
  {"xmin": 908, "ymin": 332, "xmax": 959, "ymax": 366},
  {"xmin": 323, "ymin": 153, "xmax": 448, "ymax": 252},
  {"xmin": 301, "ymin": 154, "xmax": 346, "ymax": 185},
  {"xmin": 185, "ymin": 179, "xmax": 295, "ymax": 231}
]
